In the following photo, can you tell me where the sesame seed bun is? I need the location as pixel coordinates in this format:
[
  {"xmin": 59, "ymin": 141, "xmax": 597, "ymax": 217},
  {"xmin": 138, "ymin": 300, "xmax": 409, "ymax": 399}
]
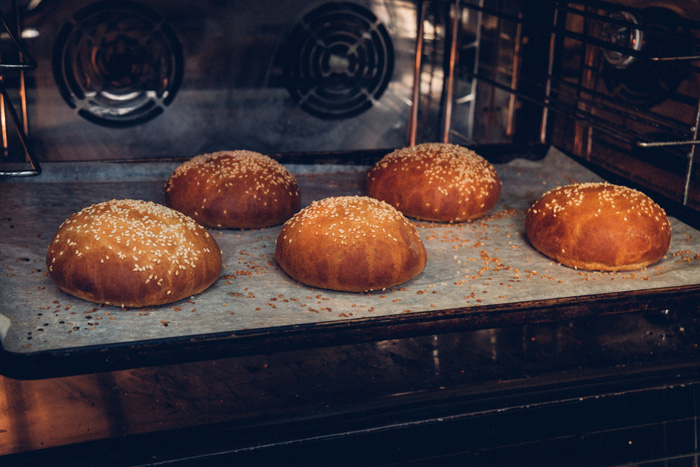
[
  {"xmin": 366, "ymin": 143, "xmax": 501, "ymax": 222},
  {"xmin": 525, "ymin": 182, "xmax": 671, "ymax": 271},
  {"xmin": 165, "ymin": 150, "xmax": 301, "ymax": 229},
  {"xmin": 46, "ymin": 199, "xmax": 222, "ymax": 308},
  {"xmin": 275, "ymin": 196, "xmax": 427, "ymax": 292}
]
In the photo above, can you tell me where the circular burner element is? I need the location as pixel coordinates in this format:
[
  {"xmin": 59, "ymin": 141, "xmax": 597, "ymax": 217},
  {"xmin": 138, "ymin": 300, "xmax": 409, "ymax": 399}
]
[
  {"xmin": 284, "ymin": 2, "xmax": 394, "ymax": 120},
  {"xmin": 53, "ymin": 1, "xmax": 183, "ymax": 127}
]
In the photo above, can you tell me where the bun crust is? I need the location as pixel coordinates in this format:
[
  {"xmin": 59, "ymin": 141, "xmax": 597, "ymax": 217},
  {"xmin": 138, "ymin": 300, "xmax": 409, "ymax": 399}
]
[
  {"xmin": 366, "ymin": 143, "xmax": 501, "ymax": 222},
  {"xmin": 46, "ymin": 199, "xmax": 222, "ymax": 307},
  {"xmin": 525, "ymin": 183, "xmax": 671, "ymax": 271},
  {"xmin": 275, "ymin": 196, "xmax": 427, "ymax": 292},
  {"xmin": 165, "ymin": 150, "xmax": 300, "ymax": 229}
]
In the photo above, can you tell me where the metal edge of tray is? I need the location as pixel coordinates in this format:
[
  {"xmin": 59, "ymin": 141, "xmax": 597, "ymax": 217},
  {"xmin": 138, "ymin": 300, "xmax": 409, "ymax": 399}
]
[{"xmin": 1, "ymin": 283, "xmax": 698, "ymax": 380}]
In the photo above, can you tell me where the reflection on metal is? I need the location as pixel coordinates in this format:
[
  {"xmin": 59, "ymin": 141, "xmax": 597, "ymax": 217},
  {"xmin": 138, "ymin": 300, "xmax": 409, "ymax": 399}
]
[
  {"xmin": 600, "ymin": 10, "xmax": 642, "ymax": 69},
  {"xmin": 283, "ymin": 2, "xmax": 395, "ymax": 120},
  {"xmin": 51, "ymin": 0, "xmax": 183, "ymax": 127},
  {"xmin": 408, "ymin": 0, "xmax": 427, "ymax": 146},
  {"xmin": 442, "ymin": 0, "xmax": 460, "ymax": 143},
  {"xmin": 0, "ymin": 0, "xmax": 39, "ymax": 177},
  {"xmin": 19, "ymin": 0, "xmax": 420, "ymax": 160}
]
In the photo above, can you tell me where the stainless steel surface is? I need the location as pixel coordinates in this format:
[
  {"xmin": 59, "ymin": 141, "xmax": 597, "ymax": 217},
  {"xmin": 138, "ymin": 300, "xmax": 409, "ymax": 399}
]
[
  {"xmin": 13, "ymin": 0, "xmax": 422, "ymax": 162},
  {"xmin": 408, "ymin": 0, "xmax": 426, "ymax": 146}
]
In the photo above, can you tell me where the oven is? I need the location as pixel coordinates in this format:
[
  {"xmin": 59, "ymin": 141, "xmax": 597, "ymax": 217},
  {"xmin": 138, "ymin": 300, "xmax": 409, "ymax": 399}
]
[{"xmin": 2, "ymin": 0, "xmax": 700, "ymax": 465}]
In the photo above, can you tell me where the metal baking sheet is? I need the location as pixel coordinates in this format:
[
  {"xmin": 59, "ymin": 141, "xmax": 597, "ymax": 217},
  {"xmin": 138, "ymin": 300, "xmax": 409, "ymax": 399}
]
[{"xmin": 2, "ymin": 147, "xmax": 700, "ymax": 361}]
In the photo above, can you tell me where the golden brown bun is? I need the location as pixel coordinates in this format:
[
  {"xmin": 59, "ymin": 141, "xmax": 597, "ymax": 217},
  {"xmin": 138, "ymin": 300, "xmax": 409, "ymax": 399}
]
[
  {"xmin": 366, "ymin": 143, "xmax": 501, "ymax": 222},
  {"xmin": 165, "ymin": 150, "xmax": 300, "ymax": 229},
  {"xmin": 525, "ymin": 183, "xmax": 671, "ymax": 271},
  {"xmin": 46, "ymin": 199, "xmax": 222, "ymax": 308},
  {"xmin": 275, "ymin": 196, "xmax": 427, "ymax": 292}
]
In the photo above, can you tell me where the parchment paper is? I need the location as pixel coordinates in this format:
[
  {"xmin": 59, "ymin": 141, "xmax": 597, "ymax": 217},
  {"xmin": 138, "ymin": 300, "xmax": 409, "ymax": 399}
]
[{"xmin": 1, "ymin": 147, "xmax": 699, "ymax": 355}]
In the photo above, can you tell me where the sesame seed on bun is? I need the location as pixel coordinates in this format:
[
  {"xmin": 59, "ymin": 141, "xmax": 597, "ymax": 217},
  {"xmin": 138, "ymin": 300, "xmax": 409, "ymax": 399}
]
[
  {"xmin": 46, "ymin": 199, "xmax": 222, "ymax": 308},
  {"xmin": 275, "ymin": 196, "xmax": 427, "ymax": 292},
  {"xmin": 165, "ymin": 150, "xmax": 300, "ymax": 229},
  {"xmin": 366, "ymin": 143, "xmax": 501, "ymax": 222},
  {"xmin": 525, "ymin": 182, "xmax": 671, "ymax": 271}
]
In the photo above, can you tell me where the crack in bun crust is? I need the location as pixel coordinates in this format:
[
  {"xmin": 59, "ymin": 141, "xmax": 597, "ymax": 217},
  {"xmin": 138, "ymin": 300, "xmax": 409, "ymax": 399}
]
[
  {"xmin": 46, "ymin": 199, "xmax": 222, "ymax": 308},
  {"xmin": 275, "ymin": 196, "xmax": 427, "ymax": 292},
  {"xmin": 525, "ymin": 182, "xmax": 671, "ymax": 271}
]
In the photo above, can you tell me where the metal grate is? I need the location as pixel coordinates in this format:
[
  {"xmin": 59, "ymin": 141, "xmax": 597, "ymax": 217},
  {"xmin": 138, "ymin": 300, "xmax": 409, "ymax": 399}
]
[
  {"xmin": 0, "ymin": 0, "xmax": 38, "ymax": 177},
  {"xmin": 282, "ymin": 1, "xmax": 395, "ymax": 120},
  {"xmin": 440, "ymin": 0, "xmax": 700, "ymax": 213},
  {"xmin": 52, "ymin": 0, "xmax": 183, "ymax": 128}
]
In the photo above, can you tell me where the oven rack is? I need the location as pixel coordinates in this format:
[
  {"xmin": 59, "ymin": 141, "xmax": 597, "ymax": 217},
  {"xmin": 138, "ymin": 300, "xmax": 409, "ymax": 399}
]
[
  {"xmin": 0, "ymin": 0, "xmax": 37, "ymax": 177},
  {"xmin": 447, "ymin": 0, "xmax": 700, "ymax": 147},
  {"xmin": 438, "ymin": 0, "xmax": 700, "ymax": 209}
]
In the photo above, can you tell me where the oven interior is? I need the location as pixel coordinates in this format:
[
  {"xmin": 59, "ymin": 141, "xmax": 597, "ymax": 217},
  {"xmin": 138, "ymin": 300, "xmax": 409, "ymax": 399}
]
[
  {"xmin": 445, "ymin": 0, "xmax": 700, "ymax": 219},
  {"xmin": 2, "ymin": 3, "xmax": 700, "ymax": 461},
  {"xmin": 0, "ymin": 0, "xmax": 699, "ymax": 220}
]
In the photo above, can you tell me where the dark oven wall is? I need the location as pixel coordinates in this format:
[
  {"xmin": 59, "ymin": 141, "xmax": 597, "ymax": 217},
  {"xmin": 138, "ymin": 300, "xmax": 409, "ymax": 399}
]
[{"xmin": 19, "ymin": 0, "xmax": 425, "ymax": 161}]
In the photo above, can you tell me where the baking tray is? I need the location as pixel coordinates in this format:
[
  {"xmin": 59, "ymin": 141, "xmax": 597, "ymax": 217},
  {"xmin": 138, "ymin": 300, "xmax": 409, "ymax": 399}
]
[{"xmin": 2, "ymin": 146, "xmax": 700, "ymax": 378}]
